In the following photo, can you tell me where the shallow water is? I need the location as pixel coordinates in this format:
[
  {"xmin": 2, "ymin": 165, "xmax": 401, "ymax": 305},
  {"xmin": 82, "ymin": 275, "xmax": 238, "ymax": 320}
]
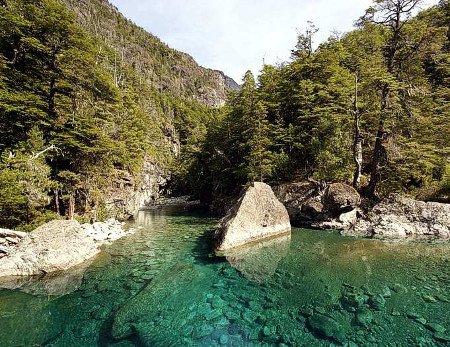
[{"xmin": 0, "ymin": 206, "xmax": 449, "ymax": 347}]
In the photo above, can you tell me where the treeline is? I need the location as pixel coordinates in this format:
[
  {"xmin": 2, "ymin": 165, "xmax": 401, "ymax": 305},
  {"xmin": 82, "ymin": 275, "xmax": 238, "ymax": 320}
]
[
  {"xmin": 0, "ymin": 0, "xmax": 218, "ymax": 229},
  {"xmin": 182, "ymin": 0, "xmax": 450, "ymax": 206}
]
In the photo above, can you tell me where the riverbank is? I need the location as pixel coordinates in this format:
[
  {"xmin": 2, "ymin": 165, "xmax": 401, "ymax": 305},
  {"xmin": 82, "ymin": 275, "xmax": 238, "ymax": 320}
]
[{"xmin": 0, "ymin": 219, "xmax": 131, "ymax": 279}]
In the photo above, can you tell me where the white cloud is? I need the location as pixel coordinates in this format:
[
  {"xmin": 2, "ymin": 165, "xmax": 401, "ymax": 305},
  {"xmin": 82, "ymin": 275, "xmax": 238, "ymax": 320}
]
[{"xmin": 109, "ymin": 0, "xmax": 440, "ymax": 82}]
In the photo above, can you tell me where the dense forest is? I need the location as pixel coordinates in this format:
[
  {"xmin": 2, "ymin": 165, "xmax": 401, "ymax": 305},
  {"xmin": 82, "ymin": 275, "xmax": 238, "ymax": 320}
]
[
  {"xmin": 181, "ymin": 0, "xmax": 450, "ymax": 208},
  {"xmin": 0, "ymin": 0, "xmax": 449, "ymax": 230},
  {"xmin": 0, "ymin": 0, "xmax": 232, "ymax": 230}
]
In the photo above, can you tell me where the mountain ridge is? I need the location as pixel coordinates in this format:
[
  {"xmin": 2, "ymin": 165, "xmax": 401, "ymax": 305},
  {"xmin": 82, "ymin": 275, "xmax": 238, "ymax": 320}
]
[{"xmin": 60, "ymin": 0, "xmax": 239, "ymax": 107}]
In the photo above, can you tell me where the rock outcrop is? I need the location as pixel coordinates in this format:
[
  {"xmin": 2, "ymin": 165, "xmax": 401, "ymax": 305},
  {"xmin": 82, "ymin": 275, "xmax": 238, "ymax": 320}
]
[
  {"xmin": 81, "ymin": 218, "xmax": 128, "ymax": 242},
  {"xmin": 0, "ymin": 219, "xmax": 129, "ymax": 278},
  {"xmin": 346, "ymin": 194, "xmax": 450, "ymax": 238},
  {"xmin": 322, "ymin": 183, "xmax": 361, "ymax": 214},
  {"xmin": 273, "ymin": 181, "xmax": 361, "ymax": 229},
  {"xmin": 214, "ymin": 182, "xmax": 291, "ymax": 252},
  {"xmin": 0, "ymin": 229, "xmax": 27, "ymax": 259},
  {"xmin": 0, "ymin": 220, "xmax": 100, "ymax": 278},
  {"xmin": 106, "ymin": 160, "xmax": 171, "ymax": 221}
]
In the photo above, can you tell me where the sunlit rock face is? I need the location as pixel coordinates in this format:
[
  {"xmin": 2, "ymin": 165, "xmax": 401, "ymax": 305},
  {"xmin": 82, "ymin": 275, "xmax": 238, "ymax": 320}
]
[
  {"xmin": 348, "ymin": 194, "xmax": 450, "ymax": 239},
  {"xmin": 224, "ymin": 234, "xmax": 291, "ymax": 283},
  {"xmin": 0, "ymin": 220, "xmax": 100, "ymax": 278},
  {"xmin": 215, "ymin": 182, "xmax": 291, "ymax": 251}
]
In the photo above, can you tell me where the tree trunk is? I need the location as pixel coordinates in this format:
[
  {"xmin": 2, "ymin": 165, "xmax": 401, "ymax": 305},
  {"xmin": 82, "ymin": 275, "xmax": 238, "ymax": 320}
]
[
  {"xmin": 48, "ymin": 77, "xmax": 57, "ymax": 118},
  {"xmin": 54, "ymin": 188, "xmax": 60, "ymax": 215},
  {"xmin": 367, "ymin": 85, "xmax": 389, "ymax": 197},
  {"xmin": 68, "ymin": 195, "xmax": 75, "ymax": 220},
  {"xmin": 352, "ymin": 74, "xmax": 363, "ymax": 189}
]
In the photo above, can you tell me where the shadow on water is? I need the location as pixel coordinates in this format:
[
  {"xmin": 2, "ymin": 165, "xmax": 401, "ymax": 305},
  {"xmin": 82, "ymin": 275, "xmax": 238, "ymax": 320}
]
[{"xmin": 192, "ymin": 228, "xmax": 227, "ymax": 266}]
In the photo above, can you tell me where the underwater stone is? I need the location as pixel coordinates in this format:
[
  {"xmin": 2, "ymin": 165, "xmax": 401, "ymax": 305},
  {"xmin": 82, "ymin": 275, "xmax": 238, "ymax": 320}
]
[
  {"xmin": 391, "ymin": 283, "xmax": 407, "ymax": 294},
  {"xmin": 211, "ymin": 298, "xmax": 226, "ymax": 309},
  {"xmin": 421, "ymin": 294, "xmax": 437, "ymax": 303},
  {"xmin": 381, "ymin": 287, "xmax": 392, "ymax": 298},
  {"xmin": 193, "ymin": 324, "xmax": 214, "ymax": 339},
  {"xmin": 205, "ymin": 309, "xmax": 223, "ymax": 321},
  {"xmin": 368, "ymin": 294, "xmax": 386, "ymax": 311},
  {"xmin": 436, "ymin": 294, "xmax": 450, "ymax": 303},
  {"xmin": 206, "ymin": 293, "xmax": 214, "ymax": 302},
  {"xmin": 307, "ymin": 314, "xmax": 346, "ymax": 343},
  {"xmin": 354, "ymin": 308, "xmax": 373, "ymax": 327},
  {"xmin": 299, "ymin": 305, "xmax": 314, "ymax": 317},
  {"xmin": 434, "ymin": 332, "xmax": 450, "ymax": 342},
  {"xmin": 426, "ymin": 323, "xmax": 446, "ymax": 333},
  {"xmin": 242, "ymin": 310, "xmax": 257, "ymax": 324},
  {"xmin": 212, "ymin": 317, "xmax": 229, "ymax": 328},
  {"xmin": 219, "ymin": 334, "xmax": 229, "ymax": 345},
  {"xmin": 222, "ymin": 307, "xmax": 240, "ymax": 321},
  {"xmin": 263, "ymin": 325, "xmax": 276, "ymax": 336},
  {"xmin": 314, "ymin": 306, "xmax": 326, "ymax": 315},
  {"xmin": 406, "ymin": 312, "xmax": 422, "ymax": 320},
  {"xmin": 415, "ymin": 317, "xmax": 427, "ymax": 325},
  {"xmin": 341, "ymin": 293, "xmax": 367, "ymax": 311}
]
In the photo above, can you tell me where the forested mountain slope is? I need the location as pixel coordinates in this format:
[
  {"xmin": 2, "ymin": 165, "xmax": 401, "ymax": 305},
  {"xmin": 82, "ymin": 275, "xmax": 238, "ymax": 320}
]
[
  {"xmin": 61, "ymin": 0, "xmax": 238, "ymax": 107},
  {"xmin": 0, "ymin": 0, "xmax": 237, "ymax": 230}
]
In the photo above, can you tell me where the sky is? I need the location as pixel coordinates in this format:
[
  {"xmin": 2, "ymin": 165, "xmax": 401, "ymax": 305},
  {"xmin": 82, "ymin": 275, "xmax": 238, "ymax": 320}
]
[{"xmin": 109, "ymin": 0, "xmax": 439, "ymax": 83}]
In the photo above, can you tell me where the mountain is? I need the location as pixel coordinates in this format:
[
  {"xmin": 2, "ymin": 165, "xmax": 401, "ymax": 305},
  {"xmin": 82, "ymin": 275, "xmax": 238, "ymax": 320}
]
[{"xmin": 61, "ymin": 0, "xmax": 238, "ymax": 107}]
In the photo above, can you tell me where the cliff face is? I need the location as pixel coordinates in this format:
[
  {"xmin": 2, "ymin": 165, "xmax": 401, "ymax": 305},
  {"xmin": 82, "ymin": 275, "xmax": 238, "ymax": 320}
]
[{"xmin": 60, "ymin": 0, "xmax": 238, "ymax": 107}]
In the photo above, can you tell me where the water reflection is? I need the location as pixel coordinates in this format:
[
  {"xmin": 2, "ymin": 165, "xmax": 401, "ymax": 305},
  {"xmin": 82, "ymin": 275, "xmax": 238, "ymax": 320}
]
[
  {"xmin": 0, "ymin": 259, "xmax": 93, "ymax": 296},
  {"xmin": 225, "ymin": 234, "xmax": 291, "ymax": 283}
]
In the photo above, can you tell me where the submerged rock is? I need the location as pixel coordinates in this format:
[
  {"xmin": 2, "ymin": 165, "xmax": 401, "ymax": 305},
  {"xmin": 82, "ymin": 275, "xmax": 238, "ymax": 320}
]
[
  {"xmin": 426, "ymin": 323, "xmax": 446, "ymax": 333},
  {"xmin": 354, "ymin": 308, "xmax": 373, "ymax": 327},
  {"xmin": 348, "ymin": 194, "xmax": 450, "ymax": 238},
  {"xmin": 215, "ymin": 182, "xmax": 291, "ymax": 251},
  {"xmin": 0, "ymin": 220, "xmax": 101, "ymax": 278},
  {"xmin": 307, "ymin": 314, "xmax": 346, "ymax": 343},
  {"xmin": 368, "ymin": 294, "xmax": 386, "ymax": 311},
  {"xmin": 273, "ymin": 180, "xmax": 323, "ymax": 224}
]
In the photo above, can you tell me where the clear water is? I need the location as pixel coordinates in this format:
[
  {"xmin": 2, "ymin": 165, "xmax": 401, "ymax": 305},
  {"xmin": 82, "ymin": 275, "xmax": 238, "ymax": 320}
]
[{"xmin": 0, "ymin": 206, "xmax": 449, "ymax": 347}]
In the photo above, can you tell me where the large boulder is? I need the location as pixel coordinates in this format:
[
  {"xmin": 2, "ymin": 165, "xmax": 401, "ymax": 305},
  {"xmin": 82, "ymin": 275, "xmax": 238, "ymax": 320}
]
[
  {"xmin": 0, "ymin": 220, "xmax": 101, "ymax": 278},
  {"xmin": 215, "ymin": 182, "xmax": 291, "ymax": 251},
  {"xmin": 347, "ymin": 194, "xmax": 450, "ymax": 238},
  {"xmin": 323, "ymin": 183, "xmax": 361, "ymax": 215},
  {"xmin": 273, "ymin": 180, "xmax": 325, "ymax": 224},
  {"xmin": 273, "ymin": 181, "xmax": 360, "ymax": 228}
]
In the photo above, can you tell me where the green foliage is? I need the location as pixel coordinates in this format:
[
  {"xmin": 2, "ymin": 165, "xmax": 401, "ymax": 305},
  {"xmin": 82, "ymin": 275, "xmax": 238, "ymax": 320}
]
[
  {"xmin": 184, "ymin": 1, "xmax": 449, "ymax": 204},
  {"xmin": 0, "ymin": 0, "xmax": 228, "ymax": 227}
]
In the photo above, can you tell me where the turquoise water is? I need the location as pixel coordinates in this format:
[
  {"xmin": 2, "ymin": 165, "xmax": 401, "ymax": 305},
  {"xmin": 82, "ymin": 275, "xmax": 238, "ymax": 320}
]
[{"xmin": 0, "ymin": 206, "xmax": 449, "ymax": 347}]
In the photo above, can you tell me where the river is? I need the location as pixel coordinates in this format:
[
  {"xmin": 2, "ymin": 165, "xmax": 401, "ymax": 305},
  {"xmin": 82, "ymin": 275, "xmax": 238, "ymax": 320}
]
[{"xmin": 0, "ymin": 206, "xmax": 449, "ymax": 346}]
